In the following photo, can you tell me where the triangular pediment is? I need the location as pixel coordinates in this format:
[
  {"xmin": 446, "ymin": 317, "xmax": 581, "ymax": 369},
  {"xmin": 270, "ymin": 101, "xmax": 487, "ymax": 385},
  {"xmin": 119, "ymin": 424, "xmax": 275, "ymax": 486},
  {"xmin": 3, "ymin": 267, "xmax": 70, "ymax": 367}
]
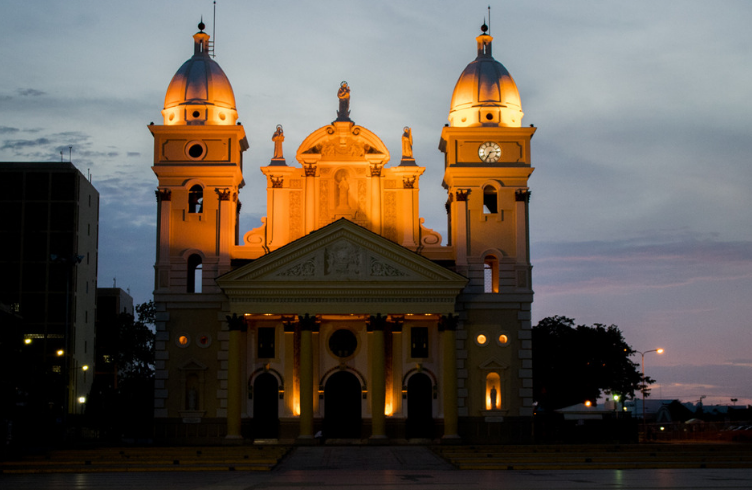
[
  {"xmin": 479, "ymin": 357, "xmax": 510, "ymax": 371},
  {"xmin": 218, "ymin": 219, "xmax": 467, "ymax": 315}
]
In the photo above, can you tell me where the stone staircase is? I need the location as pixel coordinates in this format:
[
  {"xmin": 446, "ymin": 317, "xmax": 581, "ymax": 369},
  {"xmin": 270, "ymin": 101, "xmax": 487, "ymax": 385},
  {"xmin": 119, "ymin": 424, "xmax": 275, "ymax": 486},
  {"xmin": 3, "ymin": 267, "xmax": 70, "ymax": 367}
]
[
  {"xmin": 432, "ymin": 443, "xmax": 752, "ymax": 470},
  {"xmin": 0, "ymin": 445, "xmax": 291, "ymax": 474}
]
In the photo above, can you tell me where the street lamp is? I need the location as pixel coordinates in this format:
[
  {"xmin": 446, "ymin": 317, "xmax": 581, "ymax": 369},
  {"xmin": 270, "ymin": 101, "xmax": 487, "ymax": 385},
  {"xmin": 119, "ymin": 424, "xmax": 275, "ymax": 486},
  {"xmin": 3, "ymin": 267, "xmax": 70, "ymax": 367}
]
[{"xmin": 634, "ymin": 348, "xmax": 664, "ymax": 440}]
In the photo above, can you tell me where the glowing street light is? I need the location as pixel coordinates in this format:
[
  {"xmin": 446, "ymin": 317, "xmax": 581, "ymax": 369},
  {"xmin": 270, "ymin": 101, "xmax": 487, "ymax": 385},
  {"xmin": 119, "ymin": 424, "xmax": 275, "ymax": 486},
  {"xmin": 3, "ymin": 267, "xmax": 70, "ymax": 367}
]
[
  {"xmin": 634, "ymin": 348, "xmax": 665, "ymax": 439},
  {"xmin": 24, "ymin": 338, "xmax": 32, "ymax": 345},
  {"xmin": 56, "ymin": 349, "xmax": 65, "ymax": 356}
]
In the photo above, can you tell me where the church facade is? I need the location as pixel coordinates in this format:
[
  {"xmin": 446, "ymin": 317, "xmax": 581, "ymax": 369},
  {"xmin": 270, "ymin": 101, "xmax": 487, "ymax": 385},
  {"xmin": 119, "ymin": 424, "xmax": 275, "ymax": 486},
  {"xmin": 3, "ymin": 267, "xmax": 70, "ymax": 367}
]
[{"xmin": 150, "ymin": 21, "xmax": 536, "ymax": 443}]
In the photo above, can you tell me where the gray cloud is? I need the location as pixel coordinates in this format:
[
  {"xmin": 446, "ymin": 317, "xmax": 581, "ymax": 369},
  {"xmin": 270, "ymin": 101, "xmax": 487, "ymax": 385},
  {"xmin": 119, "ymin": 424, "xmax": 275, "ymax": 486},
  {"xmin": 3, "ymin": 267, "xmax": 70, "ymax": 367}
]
[
  {"xmin": 127, "ymin": 152, "xmax": 141, "ymax": 157},
  {"xmin": 1, "ymin": 137, "xmax": 52, "ymax": 151},
  {"xmin": 17, "ymin": 88, "xmax": 45, "ymax": 97},
  {"xmin": 0, "ymin": 126, "xmax": 20, "ymax": 134}
]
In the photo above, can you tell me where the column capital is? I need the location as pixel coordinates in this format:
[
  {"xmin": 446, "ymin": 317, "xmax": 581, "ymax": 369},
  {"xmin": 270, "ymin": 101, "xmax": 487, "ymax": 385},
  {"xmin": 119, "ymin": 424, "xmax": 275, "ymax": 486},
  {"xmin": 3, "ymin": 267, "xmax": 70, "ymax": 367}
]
[
  {"xmin": 156, "ymin": 188, "xmax": 171, "ymax": 202},
  {"xmin": 367, "ymin": 313, "xmax": 388, "ymax": 332},
  {"xmin": 439, "ymin": 313, "xmax": 459, "ymax": 332},
  {"xmin": 226, "ymin": 313, "xmax": 247, "ymax": 332},
  {"xmin": 515, "ymin": 188, "xmax": 531, "ymax": 202},
  {"xmin": 298, "ymin": 313, "xmax": 320, "ymax": 332},
  {"xmin": 455, "ymin": 189, "xmax": 470, "ymax": 202}
]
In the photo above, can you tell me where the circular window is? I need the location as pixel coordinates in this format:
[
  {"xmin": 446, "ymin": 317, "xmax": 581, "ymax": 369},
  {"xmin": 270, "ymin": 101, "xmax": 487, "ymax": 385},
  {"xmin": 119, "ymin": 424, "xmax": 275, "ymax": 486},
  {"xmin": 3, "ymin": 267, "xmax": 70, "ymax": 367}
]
[
  {"xmin": 497, "ymin": 334, "xmax": 509, "ymax": 345},
  {"xmin": 185, "ymin": 141, "xmax": 207, "ymax": 161},
  {"xmin": 219, "ymin": 112, "xmax": 226, "ymax": 121},
  {"xmin": 475, "ymin": 333, "xmax": 488, "ymax": 346},
  {"xmin": 329, "ymin": 329, "xmax": 357, "ymax": 359},
  {"xmin": 177, "ymin": 334, "xmax": 190, "ymax": 347},
  {"xmin": 197, "ymin": 334, "xmax": 212, "ymax": 348},
  {"xmin": 485, "ymin": 113, "xmax": 494, "ymax": 121},
  {"xmin": 188, "ymin": 144, "xmax": 204, "ymax": 158},
  {"xmin": 168, "ymin": 113, "xmax": 175, "ymax": 121},
  {"xmin": 192, "ymin": 110, "xmax": 201, "ymax": 118}
]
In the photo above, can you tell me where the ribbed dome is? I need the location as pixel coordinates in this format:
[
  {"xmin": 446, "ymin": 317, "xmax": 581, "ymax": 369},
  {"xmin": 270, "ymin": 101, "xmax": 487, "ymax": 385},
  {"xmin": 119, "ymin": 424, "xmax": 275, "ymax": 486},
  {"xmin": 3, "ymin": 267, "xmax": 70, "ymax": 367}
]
[
  {"xmin": 161, "ymin": 25, "xmax": 238, "ymax": 126},
  {"xmin": 448, "ymin": 30, "xmax": 523, "ymax": 128}
]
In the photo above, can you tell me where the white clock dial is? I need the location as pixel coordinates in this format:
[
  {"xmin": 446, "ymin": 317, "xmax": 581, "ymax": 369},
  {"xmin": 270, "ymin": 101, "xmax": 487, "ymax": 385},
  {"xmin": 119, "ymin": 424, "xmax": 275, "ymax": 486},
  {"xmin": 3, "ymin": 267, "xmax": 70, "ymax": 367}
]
[{"xmin": 478, "ymin": 142, "xmax": 501, "ymax": 163}]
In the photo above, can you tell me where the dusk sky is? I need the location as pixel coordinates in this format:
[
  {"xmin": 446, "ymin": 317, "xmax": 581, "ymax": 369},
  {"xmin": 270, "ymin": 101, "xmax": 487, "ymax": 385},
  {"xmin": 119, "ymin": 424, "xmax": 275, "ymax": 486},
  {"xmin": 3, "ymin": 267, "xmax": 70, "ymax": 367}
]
[{"xmin": 2, "ymin": 1, "xmax": 751, "ymax": 407}]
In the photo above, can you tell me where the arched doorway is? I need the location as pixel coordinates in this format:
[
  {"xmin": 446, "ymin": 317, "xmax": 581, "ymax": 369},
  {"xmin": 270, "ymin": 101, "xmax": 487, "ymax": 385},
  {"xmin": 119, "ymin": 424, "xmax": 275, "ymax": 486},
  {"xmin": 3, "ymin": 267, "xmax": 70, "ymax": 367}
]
[
  {"xmin": 406, "ymin": 373, "xmax": 434, "ymax": 439},
  {"xmin": 253, "ymin": 372, "xmax": 279, "ymax": 439},
  {"xmin": 324, "ymin": 371, "xmax": 362, "ymax": 439}
]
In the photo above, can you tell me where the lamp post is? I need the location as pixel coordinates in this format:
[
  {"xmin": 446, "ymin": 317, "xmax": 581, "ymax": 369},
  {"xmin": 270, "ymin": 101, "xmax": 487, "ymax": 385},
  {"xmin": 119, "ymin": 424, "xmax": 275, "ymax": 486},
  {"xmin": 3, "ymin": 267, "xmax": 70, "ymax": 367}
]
[{"xmin": 634, "ymin": 348, "xmax": 664, "ymax": 440}]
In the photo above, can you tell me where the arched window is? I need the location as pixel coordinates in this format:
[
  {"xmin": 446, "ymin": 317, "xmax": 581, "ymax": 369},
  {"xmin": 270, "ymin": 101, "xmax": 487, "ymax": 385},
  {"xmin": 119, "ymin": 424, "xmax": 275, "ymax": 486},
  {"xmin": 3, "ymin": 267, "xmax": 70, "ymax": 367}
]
[
  {"xmin": 484, "ymin": 255, "xmax": 499, "ymax": 293},
  {"xmin": 188, "ymin": 185, "xmax": 203, "ymax": 213},
  {"xmin": 485, "ymin": 372, "xmax": 501, "ymax": 411},
  {"xmin": 483, "ymin": 185, "xmax": 498, "ymax": 214},
  {"xmin": 187, "ymin": 254, "xmax": 202, "ymax": 293}
]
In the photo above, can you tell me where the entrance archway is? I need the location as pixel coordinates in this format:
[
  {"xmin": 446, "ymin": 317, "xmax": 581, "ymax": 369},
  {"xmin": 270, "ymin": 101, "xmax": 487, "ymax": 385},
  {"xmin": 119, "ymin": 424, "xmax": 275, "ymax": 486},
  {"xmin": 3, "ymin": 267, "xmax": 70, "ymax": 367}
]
[
  {"xmin": 324, "ymin": 371, "xmax": 362, "ymax": 438},
  {"xmin": 406, "ymin": 372, "xmax": 434, "ymax": 439},
  {"xmin": 253, "ymin": 372, "xmax": 279, "ymax": 439}
]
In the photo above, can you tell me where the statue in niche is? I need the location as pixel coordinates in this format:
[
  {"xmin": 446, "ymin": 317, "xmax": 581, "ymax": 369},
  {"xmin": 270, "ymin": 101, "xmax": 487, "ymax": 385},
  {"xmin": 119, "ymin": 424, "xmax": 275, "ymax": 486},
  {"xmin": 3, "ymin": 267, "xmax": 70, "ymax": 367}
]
[
  {"xmin": 335, "ymin": 169, "xmax": 352, "ymax": 210},
  {"xmin": 272, "ymin": 125, "xmax": 284, "ymax": 159},
  {"xmin": 336, "ymin": 81, "xmax": 351, "ymax": 121},
  {"xmin": 490, "ymin": 385, "xmax": 498, "ymax": 410},
  {"xmin": 401, "ymin": 126, "xmax": 413, "ymax": 158}
]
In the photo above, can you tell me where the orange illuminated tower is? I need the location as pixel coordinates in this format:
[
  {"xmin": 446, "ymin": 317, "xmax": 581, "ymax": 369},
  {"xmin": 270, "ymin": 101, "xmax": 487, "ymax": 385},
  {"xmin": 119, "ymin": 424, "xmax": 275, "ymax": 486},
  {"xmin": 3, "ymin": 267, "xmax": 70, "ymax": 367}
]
[{"xmin": 439, "ymin": 22, "xmax": 536, "ymax": 425}]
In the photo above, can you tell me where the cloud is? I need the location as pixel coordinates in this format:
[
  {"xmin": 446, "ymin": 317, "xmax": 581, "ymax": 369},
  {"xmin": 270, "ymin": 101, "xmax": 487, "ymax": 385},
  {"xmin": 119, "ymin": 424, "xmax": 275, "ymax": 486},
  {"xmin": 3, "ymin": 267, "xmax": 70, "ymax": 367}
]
[
  {"xmin": 0, "ymin": 126, "xmax": 20, "ymax": 134},
  {"xmin": 17, "ymin": 88, "xmax": 45, "ymax": 97},
  {"xmin": 533, "ymin": 231, "xmax": 752, "ymax": 295},
  {"xmin": 1, "ymin": 137, "xmax": 52, "ymax": 151},
  {"xmin": 127, "ymin": 152, "xmax": 141, "ymax": 157}
]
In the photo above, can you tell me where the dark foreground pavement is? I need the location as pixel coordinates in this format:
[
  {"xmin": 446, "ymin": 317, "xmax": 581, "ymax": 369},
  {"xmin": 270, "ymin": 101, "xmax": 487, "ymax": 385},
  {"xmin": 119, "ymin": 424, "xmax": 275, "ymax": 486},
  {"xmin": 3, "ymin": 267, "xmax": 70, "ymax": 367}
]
[{"xmin": 2, "ymin": 446, "xmax": 752, "ymax": 489}]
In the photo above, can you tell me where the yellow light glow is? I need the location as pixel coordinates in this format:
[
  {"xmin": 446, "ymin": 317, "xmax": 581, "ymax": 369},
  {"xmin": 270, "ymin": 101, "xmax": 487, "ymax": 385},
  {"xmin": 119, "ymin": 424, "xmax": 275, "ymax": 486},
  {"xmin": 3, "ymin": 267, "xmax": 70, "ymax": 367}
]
[
  {"xmin": 82, "ymin": 365, "xmax": 89, "ymax": 371},
  {"xmin": 498, "ymin": 334, "xmax": 508, "ymax": 344},
  {"xmin": 384, "ymin": 402, "xmax": 393, "ymax": 416},
  {"xmin": 24, "ymin": 338, "xmax": 32, "ymax": 345},
  {"xmin": 178, "ymin": 336, "xmax": 189, "ymax": 345},
  {"xmin": 78, "ymin": 396, "xmax": 86, "ymax": 404},
  {"xmin": 657, "ymin": 348, "xmax": 664, "ymax": 354},
  {"xmin": 585, "ymin": 400, "xmax": 592, "ymax": 407},
  {"xmin": 56, "ymin": 349, "xmax": 64, "ymax": 356},
  {"xmin": 293, "ymin": 401, "xmax": 300, "ymax": 416},
  {"xmin": 477, "ymin": 334, "xmax": 487, "ymax": 345}
]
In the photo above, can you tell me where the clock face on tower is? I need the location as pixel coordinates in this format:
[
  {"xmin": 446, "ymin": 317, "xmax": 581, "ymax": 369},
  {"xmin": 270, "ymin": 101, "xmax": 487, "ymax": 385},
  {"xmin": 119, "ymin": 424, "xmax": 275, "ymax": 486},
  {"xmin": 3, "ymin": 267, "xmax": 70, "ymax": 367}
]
[{"xmin": 478, "ymin": 141, "xmax": 501, "ymax": 163}]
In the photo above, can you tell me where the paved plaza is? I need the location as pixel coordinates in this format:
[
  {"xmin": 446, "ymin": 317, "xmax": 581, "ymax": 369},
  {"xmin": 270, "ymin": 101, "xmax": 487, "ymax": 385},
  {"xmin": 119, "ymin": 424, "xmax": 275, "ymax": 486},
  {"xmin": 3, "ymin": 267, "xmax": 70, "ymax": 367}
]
[{"xmin": 2, "ymin": 446, "xmax": 752, "ymax": 489}]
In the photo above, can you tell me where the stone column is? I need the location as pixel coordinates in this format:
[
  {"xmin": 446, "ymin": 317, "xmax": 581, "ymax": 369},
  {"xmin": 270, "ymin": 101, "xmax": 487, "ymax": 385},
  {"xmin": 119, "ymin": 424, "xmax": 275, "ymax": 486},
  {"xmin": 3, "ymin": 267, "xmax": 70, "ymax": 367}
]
[
  {"xmin": 298, "ymin": 314, "xmax": 316, "ymax": 440},
  {"xmin": 304, "ymin": 164, "xmax": 317, "ymax": 234},
  {"xmin": 369, "ymin": 165, "xmax": 382, "ymax": 234},
  {"xmin": 515, "ymin": 189, "xmax": 531, "ymax": 263},
  {"xmin": 454, "ymin": 190, "xmax": 470, "ymax": 267},
  {"xmin": 368, "ymin": 314, "xmax": 387, "ymax": 440},
  {"xmin": 216, "ymin": 189, "xmax": 234, "ymax": 274},
  {"xmin": 440, "ymin": 314, "xmax": 460, "ymax": 440},
  {"xmin": 155, "ymin": 188, "xmax": 171, "ymax": 291},
  {"xmin": 225, "ymin": 313, "xmax": 247, "ymax": 440}
]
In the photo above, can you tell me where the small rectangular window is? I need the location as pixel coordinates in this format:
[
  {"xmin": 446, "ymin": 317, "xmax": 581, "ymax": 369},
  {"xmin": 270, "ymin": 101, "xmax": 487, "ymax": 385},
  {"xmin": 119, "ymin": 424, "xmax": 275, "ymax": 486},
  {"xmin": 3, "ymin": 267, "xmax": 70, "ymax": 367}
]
[
  {"xmin": 258, "ymin": 327, "xmax": 275, "ymax": 358},
  {"xmin": 411, "ymin": 327, "xmax": 429, "ymax": 358}
]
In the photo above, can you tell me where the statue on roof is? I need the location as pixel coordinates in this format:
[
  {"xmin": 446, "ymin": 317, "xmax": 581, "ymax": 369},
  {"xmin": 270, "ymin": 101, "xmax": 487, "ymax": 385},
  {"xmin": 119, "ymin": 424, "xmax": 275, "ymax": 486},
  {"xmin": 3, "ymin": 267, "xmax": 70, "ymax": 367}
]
[
  {"xmin": 336, "ymin": 81, "xmax": 351, "ymax": 121},
  {"xmin": 272, "ymin": 125, "xmax": 285, "ymax": 159},
  {"xmin": 401, "ymin": 126, "xmax": 413, "ymax": 159}
]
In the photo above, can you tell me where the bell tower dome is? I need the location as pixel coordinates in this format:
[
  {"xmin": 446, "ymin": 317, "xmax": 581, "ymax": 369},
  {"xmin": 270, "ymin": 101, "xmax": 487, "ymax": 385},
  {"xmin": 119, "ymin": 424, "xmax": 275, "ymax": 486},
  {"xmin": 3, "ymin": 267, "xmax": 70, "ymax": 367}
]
[
  {"xmin": 448, "ymin": 23, "xmax": 524, "ymax": 128},
  {"xmin": 149, "ymin": 21, "xmax": 248, "ymax": 298},
  {"xmin": 162, "ymin": 21, "xmax": 239, "ymax": 126}
]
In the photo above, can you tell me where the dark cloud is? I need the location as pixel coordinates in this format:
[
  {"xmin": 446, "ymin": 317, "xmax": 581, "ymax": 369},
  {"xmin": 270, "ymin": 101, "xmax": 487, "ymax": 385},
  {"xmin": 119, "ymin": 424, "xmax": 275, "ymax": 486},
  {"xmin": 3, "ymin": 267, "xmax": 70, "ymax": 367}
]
[
  {"xmin": 127, "ymin": 152, "xmax": 141, "ymax": 157},
  {"xmin": 1, "ymin": 137, "xmax": 52, "ymax": 150},
  {"xmin": 533, "ymin": 233, "xmax": 752, "ymax": 294},
  {"xmin": 0, "ymin": 126, "xmax": 20, "ymax": 134},
  {"xmin": 17, "ymin": 88, "xmax": 45, "ymax": 97}
]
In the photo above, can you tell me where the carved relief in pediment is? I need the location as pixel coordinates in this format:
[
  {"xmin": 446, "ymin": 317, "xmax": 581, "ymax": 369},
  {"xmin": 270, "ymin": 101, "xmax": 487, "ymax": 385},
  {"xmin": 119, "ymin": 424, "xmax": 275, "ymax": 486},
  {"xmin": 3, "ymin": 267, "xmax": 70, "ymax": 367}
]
[
  {"xmin": 277, "ymin": 257, "xmax": 316, "ymax": 277},
  {"xmin": 370, "ymin": 257, "xmax": 406, "ymax": 277},
  {"xmin": 324, "ymin": 240, "xmax": 362, "ymax": 277}
]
